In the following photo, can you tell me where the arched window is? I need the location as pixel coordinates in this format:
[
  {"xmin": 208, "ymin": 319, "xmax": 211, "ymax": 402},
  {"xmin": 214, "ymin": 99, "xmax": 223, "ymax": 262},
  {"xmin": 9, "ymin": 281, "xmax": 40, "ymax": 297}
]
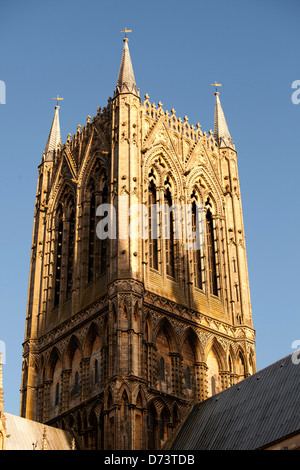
[
  {"xmin": 192, "ymin": 200, "xmax": 202, "ymax": 289},
  {"xmin": 164, "ymin": 187, "xmax": 175, "ymax": 277},
  {"xmin": 186, "ymin": 366, "xmax": 191, "ymax": 389},
  {"xmin": 66, "ymin": 208, "xmax": 75, "ymax": 297},
  {"xmin": 206, "ymin": 208, "xmax": 218, "ymax": 296},
  {"xmin": 54, "ymin": 206, "xmax": 63, "ymax": 307},
  {"xmin": 75, "ymin": 371, "xmax": 79, "ymax": 394},
  {"xmin": 55, "ymin": 382, "xmax": 59, "ymax": 406},
  {"xmin": 211, "ymin": 376, "xmax": 216, "ymax": 395},
  {"xmin": 159, "ymin": 407, "xmax": 169, "ymax": 443},
  {"xmin": 237, "ymin": 352, "xmax": 246, "ymax": 380},
  {"xmin": 160, "ymin": 357, "xmax": 165, "ymax": 382},
  {"xmin": 94, "ymin": 359, "xmax": 98, "ymax": 384},
  {"xmin": 121, "ymin": 391, "xmax": 129, "ymax": 420},
  {"xmin": 148, "ymin": 180, "xmax": 158, "ymax": 270},
  {"xmin": 100, "ymin": 184, "xmax": 108, "ymax": 274},
  {"xmin": 88, "ymin": 187, "xmax": 96, "ymax": 283}
]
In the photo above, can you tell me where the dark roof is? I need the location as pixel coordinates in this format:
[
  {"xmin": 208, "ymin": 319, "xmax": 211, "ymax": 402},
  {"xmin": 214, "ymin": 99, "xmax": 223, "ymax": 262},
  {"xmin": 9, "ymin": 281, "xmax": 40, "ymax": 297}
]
[{"xmin": 170, "ymin": 352, "xmax": 300, "ymax": 450}]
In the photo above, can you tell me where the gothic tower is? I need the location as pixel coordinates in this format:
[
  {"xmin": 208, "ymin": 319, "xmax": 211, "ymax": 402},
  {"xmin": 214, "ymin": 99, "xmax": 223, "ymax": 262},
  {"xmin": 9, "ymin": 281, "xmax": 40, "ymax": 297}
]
[{"xmin": 20, "ymin": 37, "xmax": 256, "ymax": 450}]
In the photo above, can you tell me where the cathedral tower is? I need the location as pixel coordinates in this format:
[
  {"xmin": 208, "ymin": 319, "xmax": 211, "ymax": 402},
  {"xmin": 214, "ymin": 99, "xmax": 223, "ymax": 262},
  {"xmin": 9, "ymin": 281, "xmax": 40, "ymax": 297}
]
[{"xmin": 20, "ymin": 37, "xmax": 256, "ymax": 450}]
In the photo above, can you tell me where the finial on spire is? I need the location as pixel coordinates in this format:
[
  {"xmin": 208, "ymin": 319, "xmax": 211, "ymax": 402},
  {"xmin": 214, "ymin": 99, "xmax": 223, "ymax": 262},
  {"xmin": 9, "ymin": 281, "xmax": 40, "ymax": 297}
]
[
  {"xmin": 121, "ymin": 28, "xmax": 132, "ymax": 39},
  {"xmin": 52, "ymin": 95, "xmax": 64, "ymax": 107},
  {"xmin": 211, "ymin": 82, "xmax": 222, "ymax": 94}
]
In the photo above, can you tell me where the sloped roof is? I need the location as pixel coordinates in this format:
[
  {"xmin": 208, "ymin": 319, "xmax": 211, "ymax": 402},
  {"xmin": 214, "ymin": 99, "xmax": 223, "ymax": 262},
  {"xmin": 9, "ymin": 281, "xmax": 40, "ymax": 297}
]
[
  {"xmin": 170, "ymin": 352, "xmax": 300, "ymax": 450},
  {"xmin": 5, "ymin": 413, "xmax": 74, "ymax": 450}
]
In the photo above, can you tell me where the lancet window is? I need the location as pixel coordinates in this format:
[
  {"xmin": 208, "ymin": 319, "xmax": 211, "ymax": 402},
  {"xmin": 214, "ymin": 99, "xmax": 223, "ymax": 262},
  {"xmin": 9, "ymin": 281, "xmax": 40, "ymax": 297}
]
[
  {"xmin": 206, "ymin": 204, "xmax": 218, "ymax": 296},
  {"xmin": 54, "ymin": 205, "xmax": 63, "ymax": 307},
  {"xmin": 88, "ymin": 183, "xmax": 96, "ymax": 283},
  {"xmin": 148, "ymin": 178, "xmax": 158, "ymax": 270},
  {"xmin": 191, "ymin": 195, "xmax": 203, "ymax": 289},
  {"xmin": 164, "ymin": 184, "xmax": 175, "ymax": 278},
  {"xmin": 100, "ymin": 183, "xmax": 108, "ymax": 275},
  {"xmin": 66, "ymin": 206, "xmax": 75, "ymax": 298}
]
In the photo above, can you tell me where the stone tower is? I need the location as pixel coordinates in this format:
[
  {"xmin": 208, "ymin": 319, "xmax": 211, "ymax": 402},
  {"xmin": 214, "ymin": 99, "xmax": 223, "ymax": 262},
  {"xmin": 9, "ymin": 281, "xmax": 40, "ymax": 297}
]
[{"xmin": 20, "ymin": 37, "xmax": 256, "ymax": 450}]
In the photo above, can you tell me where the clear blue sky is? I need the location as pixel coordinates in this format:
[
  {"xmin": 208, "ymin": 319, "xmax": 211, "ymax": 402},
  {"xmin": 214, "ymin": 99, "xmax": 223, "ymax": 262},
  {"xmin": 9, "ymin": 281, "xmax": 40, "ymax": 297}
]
[{"xmin": 0, "ymin": 0, "xmax": 299, "ymax": 415}]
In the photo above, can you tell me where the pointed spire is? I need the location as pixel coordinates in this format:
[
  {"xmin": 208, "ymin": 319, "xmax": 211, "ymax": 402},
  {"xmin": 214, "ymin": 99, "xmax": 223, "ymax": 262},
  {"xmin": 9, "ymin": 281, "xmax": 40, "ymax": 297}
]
[
  {"xmin": 213, "ymin": 89, "xmax": 235, "ymax": 149},
  {"xmin": 43, "ymin": 104, "xmax": 61, "ymax": 161},
  {"xmin": 115, "ymin": 37, "xmax": 138, "ymax": 97}
]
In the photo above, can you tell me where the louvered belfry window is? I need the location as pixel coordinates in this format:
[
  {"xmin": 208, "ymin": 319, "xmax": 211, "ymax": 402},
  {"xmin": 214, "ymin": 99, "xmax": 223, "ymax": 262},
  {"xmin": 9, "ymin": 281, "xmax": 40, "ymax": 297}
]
[
  {"xmin": 148, "ymin": 180, "xmax": 158, "ymax": 270},
  {"xmin": 206, "ymin": 209, "xmax": 218, "ymax": 296},
  {"xmin": 66, "ymin": 208, "xmax": 75, "ymax": 297},
  {"xmin": 88, "ymin": 191, "xmax": 96, "ymax": 283},
  {"xmin": 192, "ymin": 200, "xmax": 202, "ymax": 289},
  {"xmin": 54, "ymin": 207, "xmax": 63, "ymax": 307},
  {"xmin": 164, "ymin": 187, "xmax": 175, "ymax": 278},
  {"xmin": 100, "ymin": 184, "xmax": 108, "ymax": 275}
]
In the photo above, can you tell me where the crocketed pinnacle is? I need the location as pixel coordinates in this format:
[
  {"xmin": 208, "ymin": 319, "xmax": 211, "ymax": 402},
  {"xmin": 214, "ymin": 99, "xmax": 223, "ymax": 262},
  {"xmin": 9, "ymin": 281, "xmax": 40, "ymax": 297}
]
[
  {"xmin": 115, "ymin": 37, "xmax": 138, "ymax": 96},
  {"xmin": 43, "ymin": 105, "xmax": 61, "ymax": 161},
  {"xmin": 213, "ymin": 91, "xmax": 235, "ymax": 149}
]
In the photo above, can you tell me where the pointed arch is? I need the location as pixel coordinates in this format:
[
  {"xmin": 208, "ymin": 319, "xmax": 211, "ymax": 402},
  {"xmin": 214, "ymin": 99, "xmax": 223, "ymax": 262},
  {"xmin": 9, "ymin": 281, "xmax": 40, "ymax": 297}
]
[
  {"xmin": 83, "ymin": 322, "xmax": 101, "ymax": 357},
  {"xmin": 172, "ymin": 402, "xmax": 180, "ymax": 428},
  {"xmin": 45, "ymin": 348, "xmax": 63, "ymax": 418},
  {"xmin": 65, "ymin": 335, "xmax": 83, "ymax": 369},
  {"xmin": 144, "ymin": 311, "xmax": 153, "ymax": 343},
  {"xmin": 53, "ymin": 204, "xmax": 63, "ymax": 307},
  {"xmin": 248, "ymin": 348, "xmax": 255, "ymax": 375},
  {"xmin": 206, "ymin": 205, "xmax": 218, "ymax": 296},
  {"xmin": 186, "ymin": 167, "xmax": 223, "ymax": 217},
  {"xmin": 180, "ymin": 328, "xmax": 201, "ymax": 397},
  {"xmin": 205, "ymin": 338, "xmax": 226, "ymax": 397},
  {"xmin": 66, "ymin": 199, "xmax": 76, "ymax": 298},
  {"xmin": 148, "ymin": 401, "xmax": 158, "ymax": 450},
  {"xmin": 180, "ymin": 327, "xmax": 202, "ymax": 362},
  {"xmin": 87, "ymin": 179, "xmax": 96, "ymax": 283},
  {"xmin": 164, "ymin": 185, "xmax": 175, "ymax": 277},
  {"xmin": 191, "ymin": 195, "xmax": 203, "ymax": 289},
  {"xmin": 78, "ymin": 140, "xmax": 109, "ymax": 198},
  {"xmin": 45, "ymin": 347, "xmax": 63, "ymax": 381},
  {"xmin": 120, "ymin": 298, "xmax": 129, "ymax": 329},
  {"xmin": 148, "ymin": 178, "xmax": 159, "ymax": 270},
  {"xmin": 120, "ymin": 389, "xmax": 129, "ymax": 424},
  {"xmin": 144, "ymin": 144, "xmax": 183, "ymax": 197},
  {"xmin": 236, "ymin": 348, "xmax": 247, "ymax": 381},
  {"xmin": 135, "ymin": 387, "xmax": 145, "ymax": 450},
  {"xmin": 159, "ymin": 404, "xmax": 171, "ymax": 445},
  {"xmin": 154, "ymin": 317, "xmax": 177, "ymax": 352},
  {"xmin": 154, "ymin": 318, "xmax": 177, "ymax": 394},
  {"xmin": 135, "ymin": 385, "xmax": 146, "ymax": 408}
]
